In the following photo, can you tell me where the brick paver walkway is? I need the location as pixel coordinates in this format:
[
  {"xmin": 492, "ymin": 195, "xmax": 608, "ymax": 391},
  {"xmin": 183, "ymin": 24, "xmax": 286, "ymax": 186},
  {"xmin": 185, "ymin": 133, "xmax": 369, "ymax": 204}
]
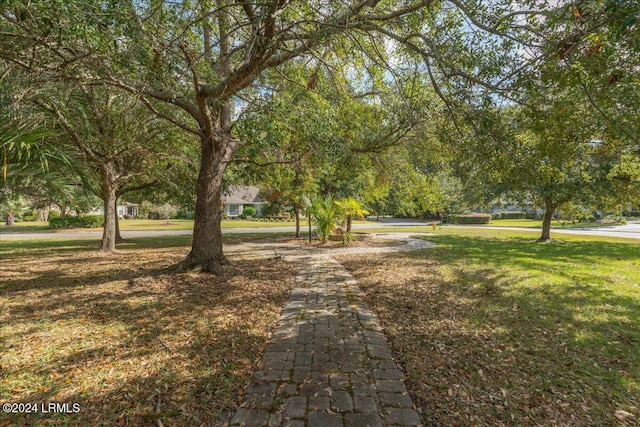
[{"xmin": 228, "ymin": 234, "xmax": 434, "ymax": 427}]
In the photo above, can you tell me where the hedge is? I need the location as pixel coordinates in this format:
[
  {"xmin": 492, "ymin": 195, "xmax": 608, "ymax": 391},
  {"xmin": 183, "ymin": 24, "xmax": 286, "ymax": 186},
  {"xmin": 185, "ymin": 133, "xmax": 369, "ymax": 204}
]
[
  {"xmin": 494, "ymin": 211, "xmax": 525, "ymax": 219},
  {"xmin": 445, "ymin": 213, "xmax": 491, "ymax": 224},
  {"xmin": 49, "ymin": 215, "xmax": 104, "ymax": 229},
  {"xmin": 624, "ymin": 211, "xmax": 640, "ymax": 217}
]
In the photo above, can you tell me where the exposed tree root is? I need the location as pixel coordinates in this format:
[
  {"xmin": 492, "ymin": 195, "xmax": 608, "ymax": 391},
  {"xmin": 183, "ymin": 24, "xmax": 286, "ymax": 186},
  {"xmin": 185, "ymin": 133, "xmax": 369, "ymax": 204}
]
[{"xmin": 166, "ymin": 254, "xmax": 230, "ymax": 275}]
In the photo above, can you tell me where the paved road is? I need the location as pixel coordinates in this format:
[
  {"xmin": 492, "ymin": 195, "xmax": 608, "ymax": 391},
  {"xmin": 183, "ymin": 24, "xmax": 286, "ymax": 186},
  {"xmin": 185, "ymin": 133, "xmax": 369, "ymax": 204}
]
[
  {"xmin": 1, "ymin": 219, "xmax": 639, "ymax": 240},
  {"xmin": 445, "ymin": 222, "xmax": 640, "ymax": 240},
  {"xmin": 0, "ymin": 221, "xmax": 428, "ymax": 241}
]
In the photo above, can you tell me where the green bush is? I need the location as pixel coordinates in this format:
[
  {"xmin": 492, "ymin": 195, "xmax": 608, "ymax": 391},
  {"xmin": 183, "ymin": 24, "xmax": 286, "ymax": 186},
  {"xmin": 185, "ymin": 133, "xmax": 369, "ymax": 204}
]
[
  {"xmin": 48, "ymin": 210, "xmax": 60, "ymax": 220},
  {"xmin": 492, "ymin": 213, "xmax": 502, "ymax": 220},
  {"xmin": 243, "ymin": 206, "xmax": 256, "ymax": 217},
  {"xmin": 446, "ymin": 213, "xmax": 491, "ymax": 224},
  {"xmin": 496, "ymin": 212, "xmax": 525, "ymax": 219},
  {"xmin": 135, "ymin": 213, "xmax": 146, "ymax": 220},
  {"xmin": 22, "ymin": 209, "xmax": 38, "ymax": 221},
  {"xmin": 49, "ymin": 215, "xmax": 104, "ymax": 229},
  {"xmin": 176, "ymin": 209, "xmax": 195, "ymax": 219},
  {"xmin": 49, "ymin": 217, "xmax": 68, "ymax": 228},
  {"xmin": 342, "ymin": 231, "xmax": 355, "ymax": 245},
  {"xmin": 77, "ymin": 215, "xmax": 103, "ymax": 228}
]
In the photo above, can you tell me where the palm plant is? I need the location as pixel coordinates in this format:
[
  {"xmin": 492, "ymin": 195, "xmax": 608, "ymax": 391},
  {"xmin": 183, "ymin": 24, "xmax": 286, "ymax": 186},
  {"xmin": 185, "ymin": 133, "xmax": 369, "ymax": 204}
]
[
  {"xmin": 335, "ymin": 197, "xmax": 370, "ymax": 232},
  {"xmin": 309, "ymin": 195, "xmax": 342, "ymax": 243},
  {"xmin": 1, "ymin": 112, "xmax": 76, "ymax": 224}
]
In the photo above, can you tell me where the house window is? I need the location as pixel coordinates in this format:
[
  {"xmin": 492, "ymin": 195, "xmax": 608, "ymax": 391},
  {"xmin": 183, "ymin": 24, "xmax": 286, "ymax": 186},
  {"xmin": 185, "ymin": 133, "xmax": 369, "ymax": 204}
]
[{"xmin": 228, "ymin": 204, "xmax": 240, "ymax": 216}]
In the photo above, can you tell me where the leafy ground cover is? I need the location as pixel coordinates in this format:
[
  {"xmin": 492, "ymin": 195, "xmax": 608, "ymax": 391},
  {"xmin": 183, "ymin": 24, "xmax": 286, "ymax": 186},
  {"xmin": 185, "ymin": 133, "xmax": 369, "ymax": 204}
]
[
  {"xmin": 0, "ymin": 235, "xmax": 297, "ymax": 427},
  {"xmin": 338, "ymin": 228, "xmax": 640, "ymax": 426}
]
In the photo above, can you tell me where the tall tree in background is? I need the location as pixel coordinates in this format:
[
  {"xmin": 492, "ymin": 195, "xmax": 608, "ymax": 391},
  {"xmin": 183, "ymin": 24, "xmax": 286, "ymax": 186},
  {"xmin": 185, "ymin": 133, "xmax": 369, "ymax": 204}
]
[{"xmin": 33, "ymin": 86, "xmax": 180, "ymax": 250}]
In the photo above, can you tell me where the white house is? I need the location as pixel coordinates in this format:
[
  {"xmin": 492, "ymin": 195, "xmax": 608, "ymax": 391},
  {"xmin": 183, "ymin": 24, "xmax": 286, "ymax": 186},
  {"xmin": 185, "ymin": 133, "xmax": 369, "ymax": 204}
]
[
  {"xmin": 117, "ymin": 202, "xmax": 139, "ymax": 218},
  {"xmin": 91, "ymin": 201, "xmax": 139, "ymax": 218},
  {"xmin": 221, "ymin": 186, "xmax": 265, "ymax": 218}
]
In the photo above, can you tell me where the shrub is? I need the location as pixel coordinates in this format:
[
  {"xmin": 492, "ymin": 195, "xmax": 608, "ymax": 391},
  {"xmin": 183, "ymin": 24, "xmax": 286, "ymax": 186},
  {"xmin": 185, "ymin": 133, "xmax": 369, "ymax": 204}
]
[
  {"xmin": 77, "ymin": 215, "xmax": 104, "ymax": 228},
  {"xmin": 496, "ymin": 212, "xmax": 525, "ymax": 219},
  {"xmin": 624, "ymin": 211, "xmax": 640, "ymax": 217},
  {"xmin": 176, "ymin": 209, "xmax": 195, "ymax": 219},
  {"xmin": 123, "ymin": 214, "xmax": 132, "ymax": 220},
  {"xmin": 599, "ymin": 216, "xmax": 626, "ymax": 225},
  {"xmin": 342, "ymin": 231, "xmax": 355, "ymax": 245},
  {"xmin": 243, "ymin": 206, "xmax": 256, "ymax": 217},
  {"xmin": 49, "ymin": 217, "xmax": 72, "ymax": 228},
  {"xmin": 49, "ymin": 215, "xmax": 104, "ymax": 229},
  {"xmin": 20, "ymin": 209, "xmax": 39, "ymax": 222},
  {"xmin": 48, "ymin": 210, "xmax": 60, "ymax": 220},
  {"xmin": 135, "ymin": 213, "xmax": 146, "ymax": 220},
  {"xmin": 446, "ymin": 213, "xmax": 491, "ymax": 224},
  {"xmin": 492, "ymin": 213, "xmax": 502, "ymax": 220}
]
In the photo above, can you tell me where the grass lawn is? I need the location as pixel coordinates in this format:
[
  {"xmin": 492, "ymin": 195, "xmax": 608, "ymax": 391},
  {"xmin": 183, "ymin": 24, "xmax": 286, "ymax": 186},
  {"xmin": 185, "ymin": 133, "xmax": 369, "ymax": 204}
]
[
  {"xmin": 337, "ymin": 228, "xmax": 640, "ymax": 426},
  {"xmin": 0, "ymin": 219, "xmax": 307, "ymax": 233},
  {"xmin": 0, "ymin": 218, "xmax": 374, "ymax": 234},
  {"xmin": 483, "ymin": 218, "xmax": 624, "ymax": 229},
  {"xmin": 0, "ymin": 234, "xmax": 297, "ymax": 426}
]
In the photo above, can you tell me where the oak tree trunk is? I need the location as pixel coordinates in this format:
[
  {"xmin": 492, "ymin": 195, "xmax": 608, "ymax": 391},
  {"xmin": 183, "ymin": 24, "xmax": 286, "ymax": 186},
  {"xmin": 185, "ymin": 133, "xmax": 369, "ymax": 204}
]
[
  {"xmin": 175, "ymin": 134, "xmax": 235, "ymax": 274},
  {"xmin": 100, "ymin": 163, "xmax": 118, "ymax": 251},
  {"xmin": 101, "ymin": 188, "xmax": 117, "ymax": 251},
  {"xmin": 538, "ymin": 199, "xmax": 555, "ymax": 242}
]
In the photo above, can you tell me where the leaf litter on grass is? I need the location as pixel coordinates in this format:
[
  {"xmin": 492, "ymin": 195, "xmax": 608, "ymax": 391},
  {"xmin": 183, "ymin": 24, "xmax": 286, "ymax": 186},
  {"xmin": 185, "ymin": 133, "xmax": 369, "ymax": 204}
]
[
  {"xmin": 0, "ymin": 243, "xmax": 297, "ymax": 426},
  {"xmin": 337, "ymin": 234, "xmax": 640, "ymax": 427}
]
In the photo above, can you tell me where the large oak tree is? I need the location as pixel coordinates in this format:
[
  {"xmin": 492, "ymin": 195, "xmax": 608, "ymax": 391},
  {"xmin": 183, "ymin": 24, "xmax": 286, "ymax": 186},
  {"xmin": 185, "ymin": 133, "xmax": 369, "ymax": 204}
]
[{"xmin": 1, "ymin": 0, "xmax": 542, "ymax": 272}]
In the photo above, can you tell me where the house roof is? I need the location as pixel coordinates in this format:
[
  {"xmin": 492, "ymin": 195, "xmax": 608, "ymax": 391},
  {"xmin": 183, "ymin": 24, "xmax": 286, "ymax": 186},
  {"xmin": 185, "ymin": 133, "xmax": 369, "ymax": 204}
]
[{"xmin": 222, "ymin": 185, "xmax": 264, "ymax": 204}]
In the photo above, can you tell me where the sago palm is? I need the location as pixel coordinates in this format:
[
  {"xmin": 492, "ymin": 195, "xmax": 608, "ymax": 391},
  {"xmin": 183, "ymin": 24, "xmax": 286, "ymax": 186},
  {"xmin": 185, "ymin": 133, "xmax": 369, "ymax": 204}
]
[{"xmin": 336, "ymin": 197, "xmax": 369, "ymax": 232}]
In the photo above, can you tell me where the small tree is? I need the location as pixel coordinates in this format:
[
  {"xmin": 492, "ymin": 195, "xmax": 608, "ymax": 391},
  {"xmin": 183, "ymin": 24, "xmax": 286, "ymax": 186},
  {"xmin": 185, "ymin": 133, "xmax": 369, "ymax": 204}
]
[
  {"xmin": 336, "ymin": 197, "xmax": 369, "ymax": 233},
  {"xmin": 155, "ymin": 203, "xmax": 177, "ymax": 224}
]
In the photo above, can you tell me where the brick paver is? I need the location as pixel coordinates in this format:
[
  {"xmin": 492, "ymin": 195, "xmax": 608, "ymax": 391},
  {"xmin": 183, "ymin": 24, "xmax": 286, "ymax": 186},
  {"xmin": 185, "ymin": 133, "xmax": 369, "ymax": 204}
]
[{"xmin": 228, "ymin": 234, "xmax": 434, "ymax": 427}]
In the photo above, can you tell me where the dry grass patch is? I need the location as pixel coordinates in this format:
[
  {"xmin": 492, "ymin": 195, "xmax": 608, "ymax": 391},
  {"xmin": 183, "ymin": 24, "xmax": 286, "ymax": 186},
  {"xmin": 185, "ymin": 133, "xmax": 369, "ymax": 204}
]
[
  {"xmin": 337, "ymin": 230, "xmax": 639, "ymax": 427},
  {"xmin": 0, "ymin": 238, "xmax": 296, "ymax": 426}
]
